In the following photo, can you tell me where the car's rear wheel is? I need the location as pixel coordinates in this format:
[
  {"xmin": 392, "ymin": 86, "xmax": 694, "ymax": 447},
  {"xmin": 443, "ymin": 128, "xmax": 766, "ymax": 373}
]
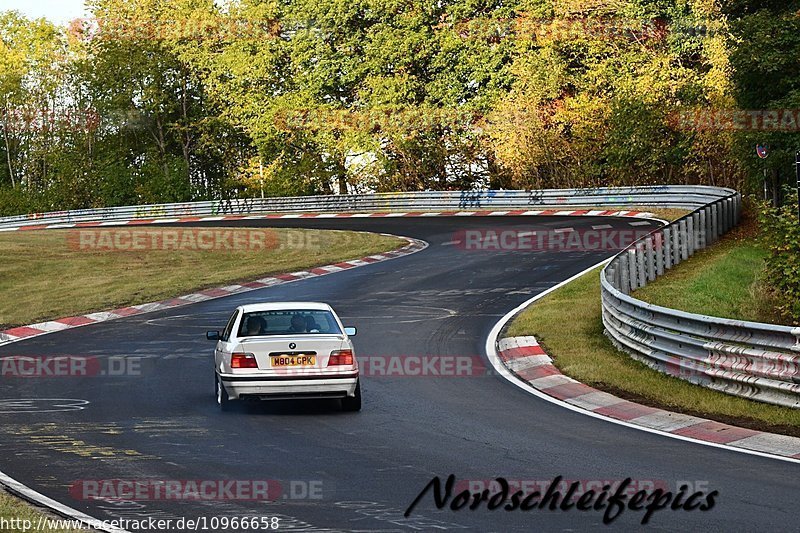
[
  {"xmin": 216, "ymin": 373, "xmax": 232, "ymax": 411},
  {"xmin": 342, "ymin": 379, "xmax": 362, "ymax": 412}
]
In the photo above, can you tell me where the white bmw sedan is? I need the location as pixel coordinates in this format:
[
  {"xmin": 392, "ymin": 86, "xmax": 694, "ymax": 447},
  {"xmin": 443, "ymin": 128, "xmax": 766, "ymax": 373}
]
[{"xmin": 207, "ymin": 302, "xmax": 360, "ymax": 411}]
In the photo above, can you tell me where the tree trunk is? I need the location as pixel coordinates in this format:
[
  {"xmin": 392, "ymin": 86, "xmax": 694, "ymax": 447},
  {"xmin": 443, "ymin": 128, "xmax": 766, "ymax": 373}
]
[
  {"xmin": 180, "ymin": 72, "xmax": 193, "ymax": 191},
  {"xmin": 150, "ymin": 113, "xmax": 170, "ymax": 181},
  {"xmin": 2, "ymin": 105, "xmax": 15, "ymax": 187},
  {"xmin": 336, "ymin": 155, "xmax": 347, "ymax": 194},
  {"xmin": 2, "ymin": 126, "xmax": 15, "ymax": 188},
  {"xmin": 772, "ymin": 168, "xmax": 780, "ymax": 207}
]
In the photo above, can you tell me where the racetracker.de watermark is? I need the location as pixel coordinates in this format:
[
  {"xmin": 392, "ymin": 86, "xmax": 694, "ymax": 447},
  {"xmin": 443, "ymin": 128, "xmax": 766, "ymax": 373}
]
[
  {"xmin": 68, "ymin": 16, "xmax": 279, "ymax": 43},
  {"xmin": 0, "ymin": 106, "xmax": 101, "ymax": 134},
  {"xmin": 669, "ymin": 108, "xmax": 800, "ymax": 132},
  {"xmin": 65, "ymin": 228, "xmax": 322, "ymax": 252},
  {"xmin": 70, "ymin": 479, "xmax": 325, "ymax": 501},
  {"xmin": 0, "ymin": 356, "xmax": 141, "ymax": 378},
  {"xmin": 663, "ymin": 355, "xmax": 798, "ymax": 383},
  {"xmin": 437, "ymin": 14, "xmax": 669, "ymax": 43},
  {"xmin": 454, "ymin": 228, "xmax": 656, "ymax": 252},
  {"xmin": 455, "ymin": 478, "xmax": 674, "ymax": 495},
  {"xmin": 273, "ymin": 106, "xmax": 478, "ymax": 133},
  {"xmin": 358, "ymin": 355, "xmax": 490, "ymax": 377},
  {"xmin": 268, "ymin": 355, "xmax": 495, "ymax": 378}
]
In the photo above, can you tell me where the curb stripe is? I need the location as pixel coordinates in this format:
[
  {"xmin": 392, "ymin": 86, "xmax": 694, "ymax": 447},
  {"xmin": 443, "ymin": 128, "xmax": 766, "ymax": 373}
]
[
  {"xmin": 2, "ymin": 209, "xmax": 652, "ymax": 232},
  {"xmin": 497, "ymin": 334, "xmax": 800, "ymax": 460}
]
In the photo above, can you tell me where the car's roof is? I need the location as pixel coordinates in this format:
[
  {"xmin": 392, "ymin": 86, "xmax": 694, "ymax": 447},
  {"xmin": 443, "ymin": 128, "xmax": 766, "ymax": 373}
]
[{"xmin": 238, "ymin": 302, "xmax": 333, "ymax": 313}]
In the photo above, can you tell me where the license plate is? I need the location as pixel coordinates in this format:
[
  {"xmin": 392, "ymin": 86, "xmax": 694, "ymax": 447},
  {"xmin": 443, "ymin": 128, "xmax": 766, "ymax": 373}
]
[{"xmin": 271, "ymin": 355, "xmax": 316, "ymax": 367}]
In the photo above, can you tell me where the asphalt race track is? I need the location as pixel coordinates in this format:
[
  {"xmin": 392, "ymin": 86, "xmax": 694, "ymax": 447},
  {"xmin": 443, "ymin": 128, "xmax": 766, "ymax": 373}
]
[{"xmin": 0, "ymin": 216, "xmax": 797, "ymax": 532}]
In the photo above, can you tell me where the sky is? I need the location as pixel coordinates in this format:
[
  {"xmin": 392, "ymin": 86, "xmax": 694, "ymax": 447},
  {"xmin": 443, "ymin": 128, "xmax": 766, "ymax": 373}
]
[{"xmin": 1, "ymin": 0, "xmax": 89, "ymax": 25}]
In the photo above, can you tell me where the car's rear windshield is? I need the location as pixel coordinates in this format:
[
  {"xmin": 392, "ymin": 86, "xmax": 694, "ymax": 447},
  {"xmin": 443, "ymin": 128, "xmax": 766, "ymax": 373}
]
[{"xmin": 238, "ymin": 310, "xmax": 342, "ymax": 337}]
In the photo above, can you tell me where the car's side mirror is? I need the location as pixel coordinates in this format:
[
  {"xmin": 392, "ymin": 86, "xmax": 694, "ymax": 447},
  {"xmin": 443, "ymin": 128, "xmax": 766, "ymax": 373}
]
[
  {"xmin": 344, "ymin": 327, "xmax": 357, "ymax": 337},
  {"xmin": 206, "ymin": 331, "xmax": 221, "ymax": 341}
]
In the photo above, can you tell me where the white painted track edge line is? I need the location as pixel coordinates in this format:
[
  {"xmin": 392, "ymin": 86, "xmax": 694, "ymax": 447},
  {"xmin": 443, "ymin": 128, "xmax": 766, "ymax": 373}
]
[
  {"xmin": 0, "ymin": 470, "xmax": 128, "ymax": 533},
  {"xmin": 484, "ymin": 259, "xmax": 800, "ymax": 465}
]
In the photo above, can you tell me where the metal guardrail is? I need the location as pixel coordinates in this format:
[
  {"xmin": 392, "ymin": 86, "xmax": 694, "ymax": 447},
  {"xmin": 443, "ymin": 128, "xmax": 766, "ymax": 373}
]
[
  {"xmin": 0, "ymin": 185, "xmax": 734, "ymax": 229},
  {"xmin": 601, "ymin": 190, "xmax": 800, "ymax": 408},
  {"xmin": 2, "ymin": 186, "xmax": 795, "ymax": 407}
]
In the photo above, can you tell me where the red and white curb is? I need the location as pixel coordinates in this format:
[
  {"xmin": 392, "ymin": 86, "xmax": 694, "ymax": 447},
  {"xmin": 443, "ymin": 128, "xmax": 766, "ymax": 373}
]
[
  {"xmin": 484, "ymin": 259, "xmax": 800, "ymax": 464},
  {"xmin": 497, "ymin": 336, "xmax": 800, "ymax": 460},
  {"xmin": 0, "ymin": 208, "xmax": 655, "ymax": 232},
  {"xmin": 0, "ymin": 236, "xmax": 427, "ymax": 348}
]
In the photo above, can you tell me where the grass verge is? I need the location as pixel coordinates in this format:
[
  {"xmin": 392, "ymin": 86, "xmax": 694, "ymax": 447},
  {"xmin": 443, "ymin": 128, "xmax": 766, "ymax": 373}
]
[
  {"xmin": 0, "ymin": 227, "xmax": 403, "ymax": 329},
  {"xmin": 507, "ymin": 229, "xmax": 800, "ymax": 435},
  {"xmin": 0, "ymin": 489, "xmax": 83, "ymax": 532},
  {"xmin": 633, "ymin": 218, "xmax": 783, "ymax": 324}
]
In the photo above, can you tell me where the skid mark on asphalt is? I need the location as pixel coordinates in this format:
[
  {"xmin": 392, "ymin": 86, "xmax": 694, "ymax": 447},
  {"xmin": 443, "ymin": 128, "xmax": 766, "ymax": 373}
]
[
  {"xmin": 0, "ymin": 423, "xmax": 158, "ymax": 461},
  {"xmin": 89, "ymin": 499, "xmax": 186, "ymax": 526},
  {"xmin": 335, "ymin": 501, "xmax": 468, "ymax": 530},
  {"xmin": 142, "ymin": 312, "xmax": 229, "ymax": 328},
  {"xmin": 131, "ymin": 418, "xmax": 210, "ymax": 437},
  {"xmin": 358, "ymin": 286, "xmax": 554, "ymax": 302},
  {"xmin": 0, "ymin": 398, "xmax": 89, "ymax": 413},
  {"xmin": 338, "ymin": 305, "xmax": 457, "ymax": 324}
]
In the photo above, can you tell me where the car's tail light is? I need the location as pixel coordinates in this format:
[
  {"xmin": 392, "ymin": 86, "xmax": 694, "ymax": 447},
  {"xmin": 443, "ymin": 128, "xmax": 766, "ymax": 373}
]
[
  {"xmin": 231, "ymin": 352, "xmax": 258, "ymax": 369},
  {"xmin": 328, "ymin": 350, "xmax": 354, "ymax": 366}
]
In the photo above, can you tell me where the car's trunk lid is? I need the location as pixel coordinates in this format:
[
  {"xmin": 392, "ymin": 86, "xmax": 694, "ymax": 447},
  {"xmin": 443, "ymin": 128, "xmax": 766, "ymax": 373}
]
[{"xmin": 237, "ymin": 335, "xmax": 347, "ymax": 373}]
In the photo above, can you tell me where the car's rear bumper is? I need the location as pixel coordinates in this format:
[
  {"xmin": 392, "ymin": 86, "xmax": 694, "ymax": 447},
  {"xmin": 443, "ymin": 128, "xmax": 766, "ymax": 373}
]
[{"xmin": 218, "ymin": 372, "xmax": 359, "ymax": 400}]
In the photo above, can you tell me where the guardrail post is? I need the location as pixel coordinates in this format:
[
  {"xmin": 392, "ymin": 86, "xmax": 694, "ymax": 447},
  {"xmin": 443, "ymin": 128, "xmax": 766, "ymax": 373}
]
[
  {"xmin": 606, "ymin": 264, "xmax": 616, "ymax": 287},
  {"xmin": 628, "ymin": 249, "xmax": 639, "ymax": 291},
  {"xmin": 720, "ymin": 195, "xmax": 731, "ymax": 229},
  {"xmin": 723, "ymin": 198, "xmax": 730, "ymax": 231},
  {"xmin": 679, "ymin": 219, "xmax": 689, "ymax": 261},
  {"xmin": 698, "ymin": 210, "xmax": 707, "ymax": 250},
  {"xmin": 721, "ymin": 199, "xmax": 729, "ymax": 233},
  {"xmin": 619, "ymin": 255, "xmax": 631, "ymax": 294},
  {"xmin": 728, "ymin": 197, "xmax": 736, "ymax": 231},
  {"xmin": 663, "ymin": 227, "xmax": 673, "ymax": 269},
  {"xmin": 730, "ymin": 197, "xmax": 736, "ymax": 230},
  {"xmin": 707, "ymin": 204, "xmax": 714, "ymax": 243},
  {"xmin": 672, "ymin": 222, "xmax": 681, "ymax": 265},
  {"xmin": 721, "ymin": 200, "xmax": 729, "ymax": 236},
  {"xmin": 736, "ymin": 193, "xmax": 742, "ymax": 223},
  {"xmin": 645, "ymin": 237, "xmax": 656, "ymax": 281},
  {"xmin": 687, "ymin": 215, "xmax": 696, "ymax": 256},
  {"xmin": 636, "ymin": 244, "xmax": 647, "ymax": 287},
  {"xmin": 655, "ymin": 232, "xmax": 664, "ymax": 276},
  {"xmin": 710, "ymin": 203, "xmax": 718, "ymax": 244}
]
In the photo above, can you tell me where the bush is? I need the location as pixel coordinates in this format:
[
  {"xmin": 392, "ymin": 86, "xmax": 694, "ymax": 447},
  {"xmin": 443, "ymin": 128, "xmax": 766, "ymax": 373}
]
[
  {"xmin": 0, "ymin": 187, "xmax": 47, "ymax": 217},
  {"xmin": 758, "ymin": 203, "xmax": 800, "ymax": 323}
]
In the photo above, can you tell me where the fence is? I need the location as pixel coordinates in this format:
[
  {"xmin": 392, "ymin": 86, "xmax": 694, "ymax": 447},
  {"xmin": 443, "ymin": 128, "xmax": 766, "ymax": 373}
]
[
  {"xmin": 600, "ymin": 191, "xmax": 800, "ymax": 408},
  {"xmin": 0, "ymin": 186, "xmax": 734, "ymax": 229}
]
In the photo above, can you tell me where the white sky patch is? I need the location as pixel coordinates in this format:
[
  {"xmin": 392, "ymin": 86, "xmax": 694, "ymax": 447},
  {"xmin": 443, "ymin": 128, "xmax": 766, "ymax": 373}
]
[{"xmin": 2, "ymin": 0, "xmax": 89, "ymax": 25}]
